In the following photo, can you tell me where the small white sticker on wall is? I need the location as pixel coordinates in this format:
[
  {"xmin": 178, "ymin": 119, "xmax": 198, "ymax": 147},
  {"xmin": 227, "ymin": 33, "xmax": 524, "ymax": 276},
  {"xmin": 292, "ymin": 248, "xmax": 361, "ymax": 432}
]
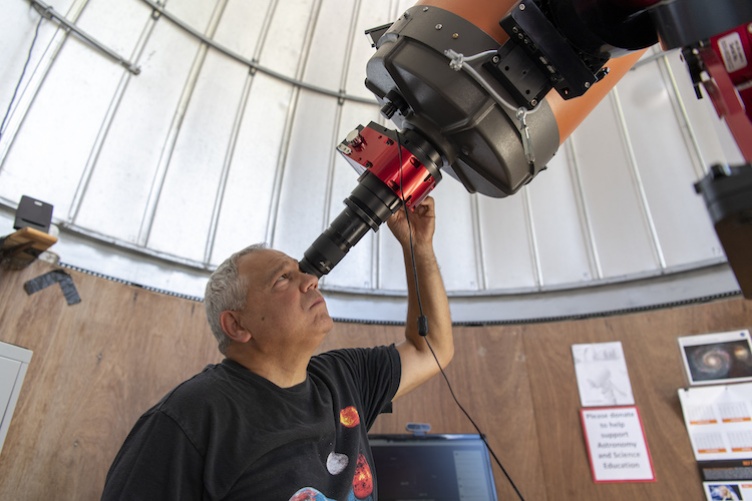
[{"xmin": 717, "ymin": 32, "xmax": 748, "ymax": 74}]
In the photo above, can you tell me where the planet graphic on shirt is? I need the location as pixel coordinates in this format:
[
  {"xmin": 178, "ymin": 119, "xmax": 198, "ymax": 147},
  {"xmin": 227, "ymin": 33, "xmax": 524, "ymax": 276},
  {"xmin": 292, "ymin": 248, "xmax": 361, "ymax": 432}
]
[
  {"xmin": 346, "ymin": 488, "xmax": 374, "ymax": 501},
  {"xmin": 352, "ymin": 453, "xmax": 373, "ymax": 499},
  {"xmin": 326, "ymin": 451, "xmax": 349, "ymax": 475},
  {"xmin": 339, "ymin": 406, "xmax": 360, "ymax": 428},
  {"xmin": 288, "ymin": 487, "xmax": 334, "ymax": 501}
]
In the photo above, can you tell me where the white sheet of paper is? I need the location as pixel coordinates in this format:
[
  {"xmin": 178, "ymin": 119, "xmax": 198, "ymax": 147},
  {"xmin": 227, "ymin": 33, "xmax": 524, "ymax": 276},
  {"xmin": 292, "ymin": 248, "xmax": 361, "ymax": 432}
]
[{"xmin": 572, "ymin": 341, "xmax": 635, "ymax": 407}]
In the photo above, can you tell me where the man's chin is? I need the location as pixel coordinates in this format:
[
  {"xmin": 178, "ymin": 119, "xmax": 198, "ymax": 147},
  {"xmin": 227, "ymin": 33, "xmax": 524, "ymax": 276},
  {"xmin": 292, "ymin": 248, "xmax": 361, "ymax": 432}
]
[{"xmin": 322, "ymin": 315, "xmax": 334, "ymax": 332}]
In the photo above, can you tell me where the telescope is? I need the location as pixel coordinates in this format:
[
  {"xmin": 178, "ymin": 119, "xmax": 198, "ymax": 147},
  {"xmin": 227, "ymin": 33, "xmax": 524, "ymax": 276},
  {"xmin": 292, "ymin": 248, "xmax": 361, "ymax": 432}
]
[{"xmin": 299, "ymin": 0, "xmax": 752, "ymax": 295}]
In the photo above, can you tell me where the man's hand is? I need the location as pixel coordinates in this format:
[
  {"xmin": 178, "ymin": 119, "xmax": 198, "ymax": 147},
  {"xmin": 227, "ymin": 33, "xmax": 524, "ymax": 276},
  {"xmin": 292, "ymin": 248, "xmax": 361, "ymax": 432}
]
[{"xmin": 386, "ymin": 197, "xmax": 436, "ymax": 250}]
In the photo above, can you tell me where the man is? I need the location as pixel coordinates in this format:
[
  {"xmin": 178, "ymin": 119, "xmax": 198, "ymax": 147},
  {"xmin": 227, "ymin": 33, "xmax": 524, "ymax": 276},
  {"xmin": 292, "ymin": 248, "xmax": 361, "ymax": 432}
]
[{"xmin": 101, "ymin": 197, "xmax": 453, "ymax": 500}]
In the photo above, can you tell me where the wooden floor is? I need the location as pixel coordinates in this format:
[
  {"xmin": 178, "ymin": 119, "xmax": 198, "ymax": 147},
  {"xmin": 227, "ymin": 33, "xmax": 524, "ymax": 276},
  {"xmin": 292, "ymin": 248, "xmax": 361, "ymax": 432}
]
[{"xmin": 1, "ymin": 260, "xmax": 750, "ymax": 500}]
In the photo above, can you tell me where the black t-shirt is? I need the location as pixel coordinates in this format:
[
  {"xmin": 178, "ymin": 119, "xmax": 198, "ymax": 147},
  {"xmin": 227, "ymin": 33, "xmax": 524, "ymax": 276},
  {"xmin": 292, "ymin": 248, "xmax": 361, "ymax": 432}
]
[{"xmin": 101, "ymin": 345, "xmax": 401, "ymax": 501}]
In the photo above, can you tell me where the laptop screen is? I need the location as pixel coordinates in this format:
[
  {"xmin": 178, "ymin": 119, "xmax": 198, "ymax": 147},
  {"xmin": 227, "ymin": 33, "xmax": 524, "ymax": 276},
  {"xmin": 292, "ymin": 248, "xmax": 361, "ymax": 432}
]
[{"xmin": 368, "ymin": 434, "xmax": 498, "ymax": 501}]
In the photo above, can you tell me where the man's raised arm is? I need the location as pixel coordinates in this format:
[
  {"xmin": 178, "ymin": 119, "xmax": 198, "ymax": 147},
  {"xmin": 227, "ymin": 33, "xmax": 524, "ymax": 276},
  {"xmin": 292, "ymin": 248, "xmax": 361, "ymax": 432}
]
[{"xmin": 387, "ymin": 197, "xmax": 454, "ymax": 400}]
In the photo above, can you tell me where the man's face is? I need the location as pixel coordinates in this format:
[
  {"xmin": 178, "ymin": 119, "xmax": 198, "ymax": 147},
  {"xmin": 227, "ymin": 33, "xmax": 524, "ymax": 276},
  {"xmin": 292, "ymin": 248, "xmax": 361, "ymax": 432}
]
[{"xmin": 234, "ymin": 249, "xmax": 333, "ymax": 352}]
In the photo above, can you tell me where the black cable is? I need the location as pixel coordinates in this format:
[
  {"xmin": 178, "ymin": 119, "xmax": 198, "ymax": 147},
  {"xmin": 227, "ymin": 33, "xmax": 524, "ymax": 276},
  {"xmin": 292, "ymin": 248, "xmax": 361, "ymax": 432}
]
[
  {"xmin": 394, "ymin": 135, "xmax": 428, "ymax": 334},
  {"xmin": 0, "ymin": 13, "xmax": 44, "ymax": 141},
  {"xmin": 395, "ymin": 131, "xmax": 525, "ymax": 501},
  {"xmin": 423, "ymin": 337, "xmax": 526, "ymax": 500}
]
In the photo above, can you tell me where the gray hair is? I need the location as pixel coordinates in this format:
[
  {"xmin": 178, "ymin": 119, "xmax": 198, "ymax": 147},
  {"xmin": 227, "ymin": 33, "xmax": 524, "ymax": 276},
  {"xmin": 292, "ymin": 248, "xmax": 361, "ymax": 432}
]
[{"xmin": 204, "ymin": 243, "xmax": 267, "ymax": 354}]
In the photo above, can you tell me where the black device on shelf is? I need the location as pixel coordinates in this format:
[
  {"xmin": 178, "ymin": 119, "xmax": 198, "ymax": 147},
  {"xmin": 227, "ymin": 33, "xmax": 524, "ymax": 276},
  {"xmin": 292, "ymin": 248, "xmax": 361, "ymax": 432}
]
[{"xmin": 13, "ymin": 195, "xmax": 53, "ymax": 234}]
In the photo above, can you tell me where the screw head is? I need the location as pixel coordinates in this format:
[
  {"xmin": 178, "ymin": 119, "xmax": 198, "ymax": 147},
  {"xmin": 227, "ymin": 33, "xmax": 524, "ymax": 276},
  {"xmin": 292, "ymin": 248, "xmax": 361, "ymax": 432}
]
[
  {"xmin": 435, "ymin": 24, "xmax": 443, "ymax": 30},
  {"xmin": 519, "ymin": 3, "xmax": 526, "ymax": 10},
  {"xmin": 452, "ymin": 33, "xmax": 459, "ymax": 39}
]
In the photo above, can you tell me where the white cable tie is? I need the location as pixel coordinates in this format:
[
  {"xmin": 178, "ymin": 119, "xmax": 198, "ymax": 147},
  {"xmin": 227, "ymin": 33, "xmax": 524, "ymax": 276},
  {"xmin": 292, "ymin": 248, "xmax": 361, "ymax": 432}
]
[
  {"xmin": 445, "ymin": 49, "xmax": 464, "ymax": 71},
  {"xmin": 516, "ymin": 107, "xmax": 536, "ymax": 166}
]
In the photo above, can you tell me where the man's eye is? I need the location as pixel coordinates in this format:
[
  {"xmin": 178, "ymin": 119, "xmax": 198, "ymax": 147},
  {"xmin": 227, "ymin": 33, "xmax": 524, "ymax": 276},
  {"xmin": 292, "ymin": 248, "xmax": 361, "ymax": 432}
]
[{"xmin": 277, "ymin": 273, "xmax": 290, "ymax": 282}]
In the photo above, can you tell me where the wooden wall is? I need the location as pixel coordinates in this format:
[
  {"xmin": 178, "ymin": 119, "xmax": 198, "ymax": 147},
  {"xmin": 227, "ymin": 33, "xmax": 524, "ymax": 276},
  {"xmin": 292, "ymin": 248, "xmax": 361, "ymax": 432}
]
[{"xmin": 1, "ymin": 260, "xmax": 750, "ymax": 500}]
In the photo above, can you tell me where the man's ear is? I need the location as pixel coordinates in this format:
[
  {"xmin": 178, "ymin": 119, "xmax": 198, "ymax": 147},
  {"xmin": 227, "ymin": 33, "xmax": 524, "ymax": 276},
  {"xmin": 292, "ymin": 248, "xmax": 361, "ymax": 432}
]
[{"xmin": 219, "ymin": 310, "xmax": 252, "ymax": 344}]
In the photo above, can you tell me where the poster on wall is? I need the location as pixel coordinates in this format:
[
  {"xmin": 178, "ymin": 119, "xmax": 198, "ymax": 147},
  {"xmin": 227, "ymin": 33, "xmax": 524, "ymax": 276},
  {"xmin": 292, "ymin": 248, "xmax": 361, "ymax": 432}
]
[
  {"xmin": 572, "ymin": 341, "xmax": 635, "ymax": 407},
  {"xmin": 580, "ymin": 406, "xmax": 656, "ymax": 483},
  {"xmin": 704, "ymin": 481, "xmax": 752, "ymax": 500},
  {"xmin": 678, "ymin": 330, "xmax": 752, "ymax": 386},
  {"xmin": 678, "ymin": 382, "xmax": 752, "ymax": 462}
]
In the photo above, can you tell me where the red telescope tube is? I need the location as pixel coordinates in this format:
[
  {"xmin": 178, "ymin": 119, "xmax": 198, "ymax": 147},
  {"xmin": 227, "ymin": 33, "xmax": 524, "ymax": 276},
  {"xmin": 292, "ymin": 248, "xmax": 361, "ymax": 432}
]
[{"xmin": 338, "ymin": 123, "xmax": 441, "ymax": 210}]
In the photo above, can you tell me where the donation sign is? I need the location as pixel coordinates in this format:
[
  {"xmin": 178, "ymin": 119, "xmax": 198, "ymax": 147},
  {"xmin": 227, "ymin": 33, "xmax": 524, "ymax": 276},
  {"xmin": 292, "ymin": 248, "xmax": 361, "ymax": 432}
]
[{"xmin": 580, "ymin": 406, "xmax": 656, "ymax": 482}]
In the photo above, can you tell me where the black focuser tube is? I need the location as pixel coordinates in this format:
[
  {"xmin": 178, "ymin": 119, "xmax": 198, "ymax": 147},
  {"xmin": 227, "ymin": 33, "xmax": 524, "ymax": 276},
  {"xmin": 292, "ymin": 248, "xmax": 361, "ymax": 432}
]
[
  {"xmin": 298, "ymin": 206, "xmax": 372, "ymax": 278},
  {"xmin": 299, "ymin": 171, "xmax": 402, "ymax": 278}
]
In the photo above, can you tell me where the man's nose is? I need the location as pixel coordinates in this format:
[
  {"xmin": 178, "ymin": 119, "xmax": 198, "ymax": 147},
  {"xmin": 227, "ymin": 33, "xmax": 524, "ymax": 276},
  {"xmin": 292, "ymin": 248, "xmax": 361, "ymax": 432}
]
[{"xmin": 299, "ymin": 269, "xmax": 319, "ymax": 291}]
